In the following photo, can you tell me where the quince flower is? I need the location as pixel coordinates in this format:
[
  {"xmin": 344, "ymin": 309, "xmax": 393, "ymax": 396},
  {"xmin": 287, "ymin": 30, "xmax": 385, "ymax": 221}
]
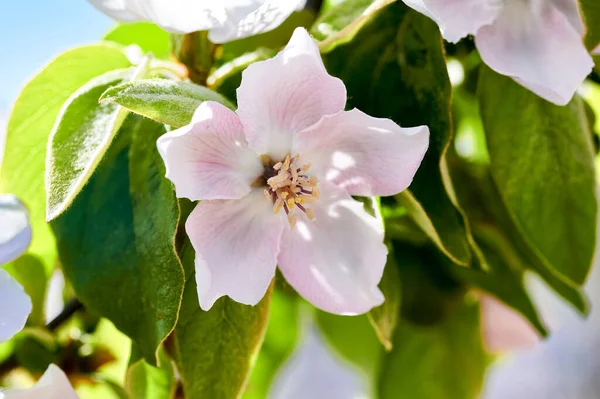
[
  {"xmin": 157, "ymin": 28, "xmax": 429, "ymax": 315},
  {"xmin": 88, "ymin": 0, "xmax": 307, "ymax": 43},
  {"xmin": 0, "ymin": 195, "xmax": 32, "ymax": 343},
  {"xmin": 403, "ymin": 0, "xmax": 594, "ymax": 105},
  {"xmin": 0, "ymin": 364, "xmax": 78, "ymax": 399}
]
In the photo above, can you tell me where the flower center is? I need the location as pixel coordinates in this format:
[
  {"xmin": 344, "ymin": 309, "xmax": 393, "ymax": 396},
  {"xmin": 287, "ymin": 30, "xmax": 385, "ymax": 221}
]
[{"xmin": 261, "ymin": 154, "xmax": 319, "ymax": 229}]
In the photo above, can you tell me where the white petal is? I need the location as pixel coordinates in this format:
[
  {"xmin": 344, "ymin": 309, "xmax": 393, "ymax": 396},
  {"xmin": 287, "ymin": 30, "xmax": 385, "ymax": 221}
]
[
  {"xmin": 0, "ymin": 364, "xmax": 79, "ymax": 399},
  {"xmin": 157, "ymin": 101, "xmax": 263, "ymax": 201},
  {"xmin": 186, "ymin": 190, "xmax": 284, "ymax": 310},
  {"xmin": 88, "ymin": 0, "xmax": 222, "ymax": 34},
  {"xmin": 89, "ymin": 0, "xmax": 306, "ymax": 42},
  {"xmin": 0, "ymin": 195, "xmax": 32, "ymax": 265},
  {"xmin": 294, "ymin": 109, "xmax": 429, "ymax": 197},
  {"xmin": 475, "ymin": 0, "xmax": 593, "ymax": 105},
  {"xmin": 269, "ymin": 326, "xmax": 370, "ymax": 399},
  {"xmin": 551, "ymin": 0, "xmax": 585, "ymax": 34},
  {"xmin": 236, "ymin": 27, "xmax": 346, "ymax": 160},
  {"xmin": 403, "ymin": 0, "xmax": 502, "ymax": 43},
  {"xmin": 0, "ymin": 269, "xmax": 31, "ymax": 343},
  {"xmin": 209, "ymin": 0, "xmax": 308, "ymax": 44},
  {"xmin": 277, "ymin": 183, "xmax": 386, "ymax": 315}
]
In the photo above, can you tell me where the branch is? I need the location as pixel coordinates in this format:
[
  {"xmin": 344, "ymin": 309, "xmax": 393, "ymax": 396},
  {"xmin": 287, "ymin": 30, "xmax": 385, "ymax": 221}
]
[{"xmin": 0, "ymin": 298, "xmax": 84, "ymax": 378}]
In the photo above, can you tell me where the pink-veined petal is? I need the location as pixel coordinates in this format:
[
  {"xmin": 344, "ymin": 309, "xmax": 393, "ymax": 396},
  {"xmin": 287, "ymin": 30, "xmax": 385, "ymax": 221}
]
[
  {"xmin": 236, "ymin": 27, "xmax": 346, "ymax": 160},
  {"xmin": 0, "ymin": 269, "xmax": 31, "ymax": 343},
  {"xmin": 475, "ymin": 0, "xmax": 593, "ymax": 105},
  {"xmin": 209, "ymin": 0, "xmax": 307, "ymax": 43},
  {"xmin": 403, "ymin": 0, "xmax": 502, "ymax": 43},
  {"xmin": 186, "ymin": 191, "xmax": 284, "ymax": 310},
  {"xmin": 294, "ymin": 109, "xmax": 429, "ymax": 197},
  {"xmin": 0, "ymin": 195, "xmax": 32, "ymax": 265},
  {"xmin": 480, "ymin": 294, "xmax": 540, "ymax": 353},
  {"xmin": 0, "ymin": 364, "xmax": 79, "ymax": 399},
  {"xmin": 157, "ymin": 101, "xmax": 263, "ymax": 201},
  {"xmin": 277, "ymin": 183, "xmax": 387, "ymax": 315}
]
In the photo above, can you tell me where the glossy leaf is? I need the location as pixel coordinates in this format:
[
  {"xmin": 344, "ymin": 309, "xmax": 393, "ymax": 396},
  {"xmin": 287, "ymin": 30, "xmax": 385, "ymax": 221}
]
[
  {"xmin": 378, "ymin": 299, "xmax": 489, "ymax": 399},
  {"xmin": 104, "ymin": 22, "xmax": 171, "ymax": 60},
  {"xmin": 100, "ymin": 78, "xmax": 234, "ymax": 128},
  {"xmin": 0, "ymin": 44, "xmax": 130, "ymax": 279},
  {"xmin": 51, "ymin": 115, "xmax": 184, "ymax": 364},
  {"xmin": 478, "ymin": 66, "xmax": 597, "ymax": 286},
  {"xmin": 322, "ymin": 2, "xmax": 471, "ymax": 266},
  {"xmin": 175, "ymin": 240, "xmax": 272, "ymax": 399}
]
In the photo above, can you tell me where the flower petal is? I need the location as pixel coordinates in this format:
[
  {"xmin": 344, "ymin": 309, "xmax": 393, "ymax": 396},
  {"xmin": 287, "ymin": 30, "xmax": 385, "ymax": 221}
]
[
  {"xmin": 270, "ymin": 326, "xmax": 370, "ymax": 399},
  {"xmin": 88, "ymin": 0, "xmax": 222, "ymax": 34},
  {"xmin": 236, "ymin": 27, "xmax": 346, "ymax": 160},
  {"xmin": 551, "ymin": 0, "xmax": 585, "ymax": 34},
  {"xmin": 480, "ymin": 294, "xmax": 540, "ymax": 353},
  {"xmin": 208, "ymin": 0, "xmax": 307, "ymax": 44},
  {"xmin": 0, "ymin": 364, "xmax": 79, "ymax": 399},
  {"xmin": 0, "ymin": 269, "xmax": 31, "ymax": 343},
  {"xmin": 157, "ymin": 101, "xmax": 263, "ymax": 201},
  {"xmin": 277, "ymin": 183, "xmax": 386, "ymax": 315},
  {"xmin": 294, "ymin": 109, "xmax": 429, "ymax": 197},
  {"xmin": 403, "ymin": 0, "xmax": 501, "ymax": 43},
  {"xmin": 0, "ymin": 195, "xmax": 32, "ymax": 265},
  {"xmin": 475, "ymin": 1, "xmax": 593, "ymax": 105},
  {"xmin": 186, "ymin": 191, "xmax": 284, "ymax": 310}
]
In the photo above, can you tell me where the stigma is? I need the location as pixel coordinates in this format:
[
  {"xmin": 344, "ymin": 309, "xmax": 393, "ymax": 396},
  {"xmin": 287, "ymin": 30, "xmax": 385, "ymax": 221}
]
[{"xmin": 262, "ymin": 154, "xmax": 319, "ymax": 229}]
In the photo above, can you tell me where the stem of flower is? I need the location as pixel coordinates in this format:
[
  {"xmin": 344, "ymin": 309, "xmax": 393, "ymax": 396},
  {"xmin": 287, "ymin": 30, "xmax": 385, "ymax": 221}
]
[
  {"xmin": 0, "ymin": 298, "xmax": 84, "ymax": 379},
  {"xmin": 173, "ymin": 31, "xmax": 218, "ymax": 86}
]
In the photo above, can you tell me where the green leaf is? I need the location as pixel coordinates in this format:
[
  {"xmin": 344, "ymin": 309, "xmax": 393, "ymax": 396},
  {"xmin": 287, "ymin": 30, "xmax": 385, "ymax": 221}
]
[
  {"xmin": 478, "ymin": 66, "xmax": 597, "ymax": 286},
  {"xmin": 392, "ymin": 243, "xmax": 464, "ymax": 327},
  {"xmin": 316, "ymin": 312, "xmax": 383, "ymax": 382},
  {"xmin": 322, "ymin": 2, "xmax": 471, "ymax": 266},
  {"xmin": 243, "ymin": 287, "xmax": 300, "ymax": 399},
  {"xmin": 51, "ymin": 115, "xmax": 184, "ymax": 364},
  {"xmin": 104, "ymin": 22, "xmax": 171, "ymax": 60},
  {"xmin": 317, "ymin": 0, "xmax": 398, "ymax": 53},
  {"xmin": 368, "ymin": 245, "xmax": 401, "ymax": 351},
  {"xmin": 126, "ymin": 345, "xmax": 175, "ymax": 399},
  {"xmin": 0, "ymin": 44, "xmax": 130, "ymax": 280},
  {"xmin": 46, "ymin": 58, "xmax": 151, "ymax": 221},
  {"xmin": 580, "ymin": 0, "xmax": 600, "ymax": 50},
  {"xmin": 100, "ymin": 78, "xmax": 234, "ymax": 128},
  {"xmin": 378, "ymin": 298, "xmax": 489, "ymax": 399},
  {"xmin": 450, "ymin": 160, "xmax": 587, "ymax": 314},
  {"xmin": 175, "ymin": 241, "xmax": 273, "ymax": 399},
  {"xmin": 3, "ymin": 256, "xmax": 47, "ymax": 325},
  {"xmin": 311, "ymin": 0, "xmax": 373, "ymax": 41}
]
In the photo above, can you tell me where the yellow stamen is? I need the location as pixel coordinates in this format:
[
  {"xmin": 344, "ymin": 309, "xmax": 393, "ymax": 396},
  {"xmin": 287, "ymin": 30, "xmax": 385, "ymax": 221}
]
[
  {"xmin": 273, "ymin": 198, "xmax": 284, "ymax": 215},
  {"xmin": 287, "ymin": 213, "xmax": 297, "ymax": 229},
  {"xmin": 305, "ymin": 208, "xmax": 316, "ymax": 221}
]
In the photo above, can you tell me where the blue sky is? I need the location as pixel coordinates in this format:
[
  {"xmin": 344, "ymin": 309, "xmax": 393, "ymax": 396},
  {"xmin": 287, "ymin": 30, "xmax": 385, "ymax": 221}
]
[{"xmin": 0, "ymin": 0, "xmax": 114, "ymax": 109}]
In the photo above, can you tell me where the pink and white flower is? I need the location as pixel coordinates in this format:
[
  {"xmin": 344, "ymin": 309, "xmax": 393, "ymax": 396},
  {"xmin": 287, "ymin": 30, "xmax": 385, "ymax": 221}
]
[
  {"xmin": 0, "ymin": 364, "xmax": 79, "ymax": 399},
  {"xmin": 0, "ymin": 194, "xmax": 32, "ymax": 343},
  {"xmin": 88, "ymin": 0, "xmax": 307, "ymax": 44},
  {"xmin": 157, "ymin": 28, "xmax": 429, "ymax": 315},
  {"xmin": 403, "ymin": 0, "xmax": 594, "ymax": 105}
]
